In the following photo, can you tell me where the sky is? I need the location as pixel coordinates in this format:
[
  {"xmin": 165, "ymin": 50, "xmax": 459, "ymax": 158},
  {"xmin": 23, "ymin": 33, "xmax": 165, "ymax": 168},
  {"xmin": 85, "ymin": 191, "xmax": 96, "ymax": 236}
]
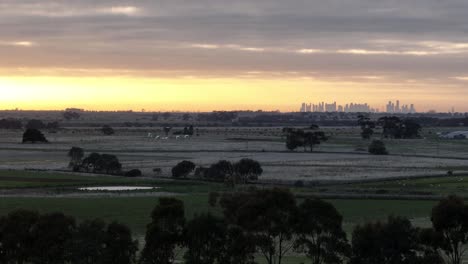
[{"xmin": 1, "ymin": 0, "xmax": 468, "ymax": 112}]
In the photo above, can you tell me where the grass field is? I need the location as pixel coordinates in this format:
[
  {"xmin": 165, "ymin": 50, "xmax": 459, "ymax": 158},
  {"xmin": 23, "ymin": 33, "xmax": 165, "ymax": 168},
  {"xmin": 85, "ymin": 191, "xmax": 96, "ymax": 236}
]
[{"xmin": 0, "ymin": 169, "xmax": 441, "ymax": 235}]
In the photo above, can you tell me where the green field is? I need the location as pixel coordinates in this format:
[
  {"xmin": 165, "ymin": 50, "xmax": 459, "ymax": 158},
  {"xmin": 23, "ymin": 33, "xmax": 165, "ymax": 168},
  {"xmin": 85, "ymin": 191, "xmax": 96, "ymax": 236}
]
[
  {"xmin": 0, "ymin": 170, "xmax": 453, "ymax": 228},
  {"xmin": 0, "ymin": 169, "xmax": 455, "ymax": 264}
]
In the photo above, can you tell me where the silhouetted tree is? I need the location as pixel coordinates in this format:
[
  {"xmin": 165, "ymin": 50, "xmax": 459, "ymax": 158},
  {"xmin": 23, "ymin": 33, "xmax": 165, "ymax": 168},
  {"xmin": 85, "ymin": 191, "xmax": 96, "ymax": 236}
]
[
  {"xmin": 140, "ymin": 198, "xmax": 186, "ymax": 264},
  {"xmin": 95, "ymin": 154, "xmax": 122, "ymax": 175},
  {"xmin": 68, "ymin": 147, "xmax": 85, "ymax": 169},
  {"xmin": 63, "ymin": 111, "xmax": 80, "ymax": 121},
  {"xmin": 402, "ymin": 119, "xmax": 422, "ymax": 138},
  {"xmin": 431, "ymin": 195, "xmax": 468, "ymax": 264},
  {"xmin": 284, "ymin": 128, "xmax": 327, "ymax": 152},
  {"xmin": 101, "ymin": 125, "xmax": 115, "ymax": 136},
  {"xmin": 26, "ymin": 119, "xmax": 46, "ymax": 130},
  {"xmin": 0, "ymin": 118, "xmax": 22, "ymax": 129},
  {"xmin": 295, "ymin": 198, "xmax": 350, "ymax": 264},
  {"xmin": 368, "ymin": 140, "xmax": 388, "ymax": 155},
  {"xmin": 172, "ymin": 161, "xmax": 196, "ymax": 178},
  {"xmin": 125, "ymin": 169, "xmax": 142, "ymax": 177},
  {"xmin": 219, "ymin": 226, "xmax": 257, "ymax": 264},
  {"xmin": 221, "ymin": 188, "xmax": 298, "ymax": 264},
  {"xmin": 31, "ymin": 212, "xmax": 76, "ymax": 264},
  {"xmin": 378, "ymin": 117, "xmax": 421, "ymax": 139},
  {"xmin": 101, "ymin": 222, "xmax": 138, "ymax": 264},
  {"xmin": 22, "ymin": 128, "xmax": 48, "ymax": 143},
  {"xmin": 358, "ymin": 115, "xmax": 376, "ymax": 139},
  {"xmin": 71, "ymin": 219, "xmax": 107, "ymax": 264},
  {"xmin": 205, "ymin": 160, "xmax": 234, "ymax": 182},
  {"xmin": 80, "ymin": 153, "xmax": 122, "ymax": 175},
  {"xmin": 184, "ymin": 213, "xmax": 227, "ymax": 264},
  {"xmin": 233, "ymin": 159, "xmax": 263, "ymax": 184},
  {"xmin": 0, "ymin": 209, "xmax": 39, "ymax": 264},
  {"xmin": 351, "ymin": 216, "xmax": 441, "ymax": 264},
  {"xmin": 303, "ymin": 131, "xmax": 328, "ymax": 152},
  {"xmin": 163, "ymin": 127, "xmax": 172, "ymax": 136}
]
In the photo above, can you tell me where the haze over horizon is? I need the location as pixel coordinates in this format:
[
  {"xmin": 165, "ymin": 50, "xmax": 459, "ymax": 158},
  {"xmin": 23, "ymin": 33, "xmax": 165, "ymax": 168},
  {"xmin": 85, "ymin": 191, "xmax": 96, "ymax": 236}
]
[{"xmin": 1, "ymin": 1, "xmax": 468, "ymax": 112}]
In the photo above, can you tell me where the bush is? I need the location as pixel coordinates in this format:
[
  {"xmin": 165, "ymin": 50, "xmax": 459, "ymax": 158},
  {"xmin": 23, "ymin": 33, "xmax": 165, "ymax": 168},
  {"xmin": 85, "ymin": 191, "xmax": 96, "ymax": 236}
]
[
  {"xmin": 22, "ymin": 129, "xmax": 48, "ymax": 143},
  {"xmin": 172, "ymin": 161, "xmax": 196, "ymax": 178},
  {"xmin": 368, "ymin": 140, "xmax": 388, "ymax": 155},
  {"xmin": 101, "ymin": 125, "xmax": 115, "ymax": 135},
  {"xmin": 125, "ymin": 169, "xmax": 142, "ymax": 177}
]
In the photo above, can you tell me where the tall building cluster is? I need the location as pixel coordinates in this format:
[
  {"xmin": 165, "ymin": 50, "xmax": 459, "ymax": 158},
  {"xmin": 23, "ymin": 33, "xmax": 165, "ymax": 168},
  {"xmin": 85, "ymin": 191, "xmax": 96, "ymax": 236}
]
[
  {"xmin": 300, "ymin": 102, "xmax": 377, "ymax": 113},
  {"xmin": 385, "ymin": 100, "xmax": 416, "ymax": 114}
]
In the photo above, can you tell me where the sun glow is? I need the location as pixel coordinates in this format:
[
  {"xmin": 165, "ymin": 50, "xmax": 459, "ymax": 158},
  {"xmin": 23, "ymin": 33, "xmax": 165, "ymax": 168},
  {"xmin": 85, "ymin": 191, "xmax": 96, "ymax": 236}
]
[{"xmin": 0, "ymin": 72, "xmax": 465, "ymax": 112}]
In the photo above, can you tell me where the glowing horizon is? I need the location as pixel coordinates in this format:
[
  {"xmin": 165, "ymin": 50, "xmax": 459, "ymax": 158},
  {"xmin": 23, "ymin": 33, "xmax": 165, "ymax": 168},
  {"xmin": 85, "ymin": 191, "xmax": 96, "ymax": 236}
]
[{"xmin": 1, "ymin": 72, "xmax": 465, "ymax": 113}]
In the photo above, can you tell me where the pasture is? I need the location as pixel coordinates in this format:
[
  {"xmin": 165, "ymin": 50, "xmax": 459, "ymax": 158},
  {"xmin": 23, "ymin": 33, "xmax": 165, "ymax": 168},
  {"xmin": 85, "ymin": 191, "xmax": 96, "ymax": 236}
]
[{"xmin": 0, "ymin": 124, "xmax": 467, "ymax": 263}]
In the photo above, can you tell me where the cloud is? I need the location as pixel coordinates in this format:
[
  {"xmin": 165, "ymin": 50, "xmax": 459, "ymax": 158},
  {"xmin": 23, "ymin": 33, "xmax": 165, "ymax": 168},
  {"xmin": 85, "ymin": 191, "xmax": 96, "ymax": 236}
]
[
  {"xmin": 99, "ymin": 6, "xmax": 141, "ymax": 16},
  {"xmin": 191, "ymin": 44, "xmax": 219, "ymax": 49},
  {"xmin": 0, "ymin": 41, "xmax": 36, "ymax": 47},
  {"xmin": 296, "ymin": 49, "xmax": 324, "ymax": 54}
]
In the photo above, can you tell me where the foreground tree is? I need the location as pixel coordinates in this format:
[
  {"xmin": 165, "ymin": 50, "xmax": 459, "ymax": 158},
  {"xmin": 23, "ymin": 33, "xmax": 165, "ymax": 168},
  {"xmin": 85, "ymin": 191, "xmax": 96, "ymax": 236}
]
[
  {"xmin": 0, "ymin": 210, "xmax": 39, "ymax": 264},
  {"xmin": 22, "ymin": 128, "xmax": 48, "ymax": 143},
  {"xmin": 220, "ymin": 226, "xmax": 257, "ymax": 264},
  {"xmin": 295, "ymin": 199, "xmax": 350, "ymax": 264},
  {"xmin": 30, "ymin": 212, "xmax": 76, "ymax": 264},
  {"xmin": 221, "ymin": 188, "xmax": 298, "ymax": 264},
  {"xmin": 431, "ymin": 195, "xmax": 468, "ymax": 264},
  {"xmin": 184, "ymin": 213, "xmax": 227, "ymax": 264},
  {"xmin": 101, "ymin": 222, "xmax": 138, "ymax": 264},
  {"xmin": 71, "ymin": 219, "xmax": 107, "ymax": 264},
  {"xmin": 351, "ymin": 216, "xmax": 442, "ymax": 264},
  {"xmin": 140, "ymin": 198, "xmax": 186, "ymax": 264}
]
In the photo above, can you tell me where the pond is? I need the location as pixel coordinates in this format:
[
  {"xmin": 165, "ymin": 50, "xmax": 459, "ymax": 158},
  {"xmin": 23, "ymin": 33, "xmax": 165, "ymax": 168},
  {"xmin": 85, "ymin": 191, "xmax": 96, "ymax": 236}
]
[{"xmin": 78, "ymin": 186, "xmax": 159, "ymax": 191}]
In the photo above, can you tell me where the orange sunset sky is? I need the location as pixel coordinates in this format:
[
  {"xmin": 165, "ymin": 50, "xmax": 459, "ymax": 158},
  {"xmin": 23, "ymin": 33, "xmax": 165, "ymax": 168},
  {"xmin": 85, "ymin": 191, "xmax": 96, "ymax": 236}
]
[{"xmin": 1, "ymin": 1, "xmax": 468, "ymax": 112}]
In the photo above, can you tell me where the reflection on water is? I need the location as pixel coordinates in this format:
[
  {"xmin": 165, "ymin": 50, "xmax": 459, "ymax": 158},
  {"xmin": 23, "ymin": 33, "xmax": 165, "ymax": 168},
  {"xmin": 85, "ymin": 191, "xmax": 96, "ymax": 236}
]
[{"xmin": 78, "ymin": 186, "xmax": 158, "ymax": 191}]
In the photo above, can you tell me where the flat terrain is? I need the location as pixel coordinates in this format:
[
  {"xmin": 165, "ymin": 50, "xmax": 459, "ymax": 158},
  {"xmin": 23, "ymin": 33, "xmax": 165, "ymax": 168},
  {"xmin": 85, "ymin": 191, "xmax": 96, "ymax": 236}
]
[
  {"xmin": 0, "ymin": 125, "xmax": 467, "ymax": 263},
  {"xmin": 1, "ymin": 126, "xmax": 467, "ymax": 184}
]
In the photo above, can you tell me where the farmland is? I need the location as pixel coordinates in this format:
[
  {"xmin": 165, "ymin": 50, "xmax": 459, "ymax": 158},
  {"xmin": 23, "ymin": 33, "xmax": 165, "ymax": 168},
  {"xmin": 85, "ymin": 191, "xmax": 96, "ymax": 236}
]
[{"xmin": 0, "ymin": 118, "xmax": 467, "ymax": 263}]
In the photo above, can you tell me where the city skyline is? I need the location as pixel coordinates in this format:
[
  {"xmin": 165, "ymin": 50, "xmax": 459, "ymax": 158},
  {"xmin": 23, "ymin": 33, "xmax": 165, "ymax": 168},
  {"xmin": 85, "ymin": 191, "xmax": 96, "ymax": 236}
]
[{"xmin": 300, "ymin": 100, "xmax": 417, "ymax": 113}]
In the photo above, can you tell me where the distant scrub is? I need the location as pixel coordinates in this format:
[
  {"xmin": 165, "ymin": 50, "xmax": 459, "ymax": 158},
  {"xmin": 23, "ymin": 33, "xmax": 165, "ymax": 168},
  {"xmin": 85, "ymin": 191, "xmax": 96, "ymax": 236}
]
[{"xmin": 368, "ymin": 140, "xmax": 389, "ymax": 155}]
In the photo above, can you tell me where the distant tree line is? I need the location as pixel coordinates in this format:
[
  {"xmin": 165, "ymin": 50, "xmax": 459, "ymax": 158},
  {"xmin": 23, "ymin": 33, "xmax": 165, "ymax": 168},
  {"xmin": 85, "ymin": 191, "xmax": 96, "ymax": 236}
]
[
  {"xmin": 197, "ymin": 112, "xmax": 238, "ymax": 122},
  {"xmin": 357, "ymin": 116, "xmax": 422, "ymax": 140},
  {"xmin": 172, "ymin": 159, "xmax": 263, "ymax": 186},
  {"xmin": 2, "ymin": 192, "xmax": 467, "ymax": 264},
  {"xmin": 0, "ymin": 118, "xmax": 22, "ymax": 129},
  {"xmin": 0, "ymin": 119, "xmax": 59, "ymax": 130}
]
